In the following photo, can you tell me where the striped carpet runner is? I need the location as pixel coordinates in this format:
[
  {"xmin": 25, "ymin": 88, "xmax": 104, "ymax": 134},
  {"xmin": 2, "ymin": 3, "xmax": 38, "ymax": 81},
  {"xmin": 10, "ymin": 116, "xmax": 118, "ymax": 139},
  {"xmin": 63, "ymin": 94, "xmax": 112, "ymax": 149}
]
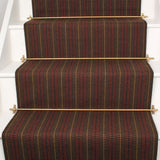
[{"xmin": 2, "ymin": 0, "xmax": 158, "ymax": 159}]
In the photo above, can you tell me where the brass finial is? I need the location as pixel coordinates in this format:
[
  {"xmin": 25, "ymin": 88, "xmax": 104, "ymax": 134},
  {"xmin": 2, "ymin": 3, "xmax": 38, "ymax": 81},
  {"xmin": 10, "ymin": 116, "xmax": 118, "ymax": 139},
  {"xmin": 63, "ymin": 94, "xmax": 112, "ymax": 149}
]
[
  {"xmin": 10, "ymin": 105, "xmax": 17, "ymax": 114},
  {"xmin": 27, "ymin": 15, "xmax": 32, "ymax": 21},
  {"xmin": 152, "ymin": 105, "xmax": 156, "ymax": 114},
  {"xmin": 21, "ymin": 55, "xmax": 26, "ymax": 63},
  {"xmin": 146, "ymin": 54, "xmax": 149, "ymax": 62},
  {"xmin": 141, "ymin": 13, "xmax": 148, "ymax": 19},
  {"xmin": 146, "ymin": 54, "xmax": 154, "ymax": 62}
]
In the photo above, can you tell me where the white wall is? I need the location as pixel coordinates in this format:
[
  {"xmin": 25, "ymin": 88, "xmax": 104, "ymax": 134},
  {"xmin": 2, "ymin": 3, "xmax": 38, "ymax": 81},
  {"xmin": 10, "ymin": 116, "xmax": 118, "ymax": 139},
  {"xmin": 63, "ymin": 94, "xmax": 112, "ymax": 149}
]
[{"xmin": 0, "ymin": 0, "xmax": 8, "ymax": 30}]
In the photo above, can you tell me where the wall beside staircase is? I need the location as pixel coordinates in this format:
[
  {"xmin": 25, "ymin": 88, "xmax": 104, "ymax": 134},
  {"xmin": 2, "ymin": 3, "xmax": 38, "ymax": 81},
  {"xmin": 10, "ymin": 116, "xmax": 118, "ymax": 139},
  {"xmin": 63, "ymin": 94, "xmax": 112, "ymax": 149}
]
[
  {"xmin": 0, "ymin": 0, "xmax": 8, "ymax": 30},
  {"xmin": 1, "ymin": 0, "xmax": 160, "ymax": 159}
]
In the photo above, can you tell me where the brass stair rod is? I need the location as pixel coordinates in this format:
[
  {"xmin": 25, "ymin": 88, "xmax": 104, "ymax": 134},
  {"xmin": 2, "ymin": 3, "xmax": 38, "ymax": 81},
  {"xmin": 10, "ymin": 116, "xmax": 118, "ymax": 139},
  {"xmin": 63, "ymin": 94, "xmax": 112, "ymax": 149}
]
[
  {"xmin": 21, "ymin": 55, "xmax": 154, "ymax": 63},
  {"xmin": 27, "ymin": 13, "xmax": 148, "ymax": 20},
  {"xmin": 10, "ymin": 105, "xmax": 158, "ymax": 114}
]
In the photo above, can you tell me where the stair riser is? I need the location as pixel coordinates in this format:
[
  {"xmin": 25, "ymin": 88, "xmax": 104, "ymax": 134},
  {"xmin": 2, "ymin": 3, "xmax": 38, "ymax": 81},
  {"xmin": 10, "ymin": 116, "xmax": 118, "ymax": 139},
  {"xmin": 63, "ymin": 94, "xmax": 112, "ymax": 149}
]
[
  {"xmin": 1, "ymin": 76, "xmax": 160, "ymax": 112},
  {"xmin": 2, "ymin": 72, "xmax": 160, "ymax": 113},
  {"xmin": 24, "ymin": 19, "xmax": 146, "ymax": 58},
  {"xmin": 16, "ymin": 60, "xmax": 153, "ymax": 109},
  {"xmin": 5, "ymin": 26, "xmax": 160, "ymax": 62},
  {"xmin": 32, "ymin": 0, "xmax": 141, "ymax": 17},
  {"xmin": 1, "ymin": 139, "xmax": 159, "ymax": 160},
  {"xmin": 1, "ymin": 139, "xmax": 160, "ymax": 160},
  {"xmin": 9, "ymin": 0, "xmax": 159, "ymax": 23}
]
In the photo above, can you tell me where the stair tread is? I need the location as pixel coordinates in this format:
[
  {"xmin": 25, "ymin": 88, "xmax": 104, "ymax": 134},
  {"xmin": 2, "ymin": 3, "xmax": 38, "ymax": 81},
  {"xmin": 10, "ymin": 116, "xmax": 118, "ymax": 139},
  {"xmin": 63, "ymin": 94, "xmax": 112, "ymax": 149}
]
[
  {"xmin": 1, "ymin": 61, "xmax": 160, "ymax": 78},
  {"xmin": 2, "ymin": 111, "xmax": 157, "ymax": 159},
  {"xmin": 1, "ymin": 111, "xmax": 160, "ymax": 140},
  {"xmin": 8, "ymin": 20, "xmax": 160, "ymax": 30},
  {"xmin": 26, "ymin": 18, "xmax": 145, "ymax": 24}
]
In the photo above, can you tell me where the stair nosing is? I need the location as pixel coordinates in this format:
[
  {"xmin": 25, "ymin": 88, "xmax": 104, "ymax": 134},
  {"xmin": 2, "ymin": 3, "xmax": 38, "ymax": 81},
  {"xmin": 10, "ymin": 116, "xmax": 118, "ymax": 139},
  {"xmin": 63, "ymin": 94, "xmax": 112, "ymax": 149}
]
[{"xmin": 8, "ymin": 23, "xmax": 160, "ymax": 30}]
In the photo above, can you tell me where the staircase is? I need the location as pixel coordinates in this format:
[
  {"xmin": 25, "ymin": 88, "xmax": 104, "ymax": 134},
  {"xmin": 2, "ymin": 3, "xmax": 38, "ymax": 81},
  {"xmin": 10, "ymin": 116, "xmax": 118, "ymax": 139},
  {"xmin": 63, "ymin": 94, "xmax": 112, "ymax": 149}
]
[{"xmin": 1, "ymin": 0, "xmax": 160, "ymax": 159}]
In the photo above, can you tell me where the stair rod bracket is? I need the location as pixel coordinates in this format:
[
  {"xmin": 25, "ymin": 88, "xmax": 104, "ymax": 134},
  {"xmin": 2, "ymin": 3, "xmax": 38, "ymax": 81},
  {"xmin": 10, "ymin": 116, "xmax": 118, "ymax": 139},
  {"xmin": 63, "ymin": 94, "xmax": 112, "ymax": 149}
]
[
  {"xmin": 27, "ymin": 15, "xmax": 32, "ymax": 21},
  {"xmin": 21, "ymin": 55, "xmax": 26, "ymax": 63},
  {"xmin": 27, "ymin": 13, "xmax": 148, "ymax": 21},
  {"xmin": 10, "ymin": 105, "xmax": 158, "ymax": 114},
  {"xmin": 11, "ymin": 105, "xmax": 17, "ymax": 114},
  {"xmin": 152, "ymin": 105, "xmax": 156, "ymax": 114}
]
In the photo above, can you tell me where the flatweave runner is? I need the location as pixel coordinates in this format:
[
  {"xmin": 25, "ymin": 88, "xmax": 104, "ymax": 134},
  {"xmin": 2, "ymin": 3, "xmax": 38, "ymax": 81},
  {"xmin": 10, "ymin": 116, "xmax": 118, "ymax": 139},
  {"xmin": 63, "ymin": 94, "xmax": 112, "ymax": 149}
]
[
  {"xmin": 3, "ymin": 111, "xmax": 158, "ymax": 160},
  {"xmin": 32, "ymin": 0, "xmax": 141, "ymax": 17},
  {"xmin": 16, "ymin": 60, "xmax": 153, "ymax": 109},
  {"xmin": 25, "ymin": 18, "xmax": 147, "ymax": 58}
]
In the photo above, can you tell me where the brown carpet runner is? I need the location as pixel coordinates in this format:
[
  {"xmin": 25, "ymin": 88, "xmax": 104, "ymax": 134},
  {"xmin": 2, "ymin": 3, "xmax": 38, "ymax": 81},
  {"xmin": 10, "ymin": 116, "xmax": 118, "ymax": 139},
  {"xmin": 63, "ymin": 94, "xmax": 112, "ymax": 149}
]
[
  {"xmin": 2, "ymin": 0, "xmax": 158, "ymax": 159},
  {"xmin": 16, "ymin": 60, "xmax": 153, "ymax": 109},
  {"xmin": 32, "ymin": 0, "xmax": 141, "ymax": 17},
  {"xmin": 25, "ymin": 18, "xmax": 146, "ymax": 58},
  {"xmin": 3, "ymin": 111, "xmax": 157, "ymax": 160}
]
